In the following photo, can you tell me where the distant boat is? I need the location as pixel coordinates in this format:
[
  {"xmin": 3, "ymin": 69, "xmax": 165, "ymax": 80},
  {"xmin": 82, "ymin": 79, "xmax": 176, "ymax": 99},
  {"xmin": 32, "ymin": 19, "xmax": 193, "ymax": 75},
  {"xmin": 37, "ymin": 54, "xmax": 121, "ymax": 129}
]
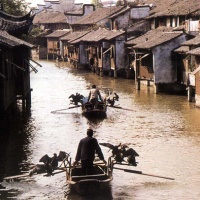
[{"xmin": 81, "ymin": 101, "xmax": 107, "ymax": 119}]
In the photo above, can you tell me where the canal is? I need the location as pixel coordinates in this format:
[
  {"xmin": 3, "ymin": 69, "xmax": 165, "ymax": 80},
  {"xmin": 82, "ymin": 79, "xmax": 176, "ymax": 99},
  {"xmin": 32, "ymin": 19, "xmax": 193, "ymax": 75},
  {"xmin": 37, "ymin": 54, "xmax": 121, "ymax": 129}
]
[{"xmin": 1, "ymin": 60, "xmax": 200, "ymax": 200}]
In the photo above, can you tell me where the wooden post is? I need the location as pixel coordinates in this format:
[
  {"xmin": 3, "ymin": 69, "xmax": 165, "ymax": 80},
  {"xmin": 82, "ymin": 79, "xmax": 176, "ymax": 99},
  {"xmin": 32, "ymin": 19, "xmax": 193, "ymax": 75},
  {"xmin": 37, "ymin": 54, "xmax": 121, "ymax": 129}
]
[
  {"xmin": 137, "ymin": 78, "xmax": 140, "ymax": 90},
  {"xmin": 22, "ymin": 96, "xmax": 26, "ymax": 113},
  {"xmin": 147, "ymin": 80, "xmax": 150, "ymax": 86},
  {"xmin": 114, "ymin": 70, "xmax": 117, "ymax": 78},
  {"xmin": 187, "ymin": 86, "xmax": 192, "ymax": 102},
  {"xmin": 154, "ymin": 84, "xmax": 159, "ymax": 94},
  {"xmin": 100, "ymin": 69, "xmax": 103, "ymax": 77},
  {"xmin": 109, "ymin": 70, "xmax": 112, "ymax": 77},
  {"xmin": 26, "ymin": 90, "xmax": 32, "ymax": 113}
]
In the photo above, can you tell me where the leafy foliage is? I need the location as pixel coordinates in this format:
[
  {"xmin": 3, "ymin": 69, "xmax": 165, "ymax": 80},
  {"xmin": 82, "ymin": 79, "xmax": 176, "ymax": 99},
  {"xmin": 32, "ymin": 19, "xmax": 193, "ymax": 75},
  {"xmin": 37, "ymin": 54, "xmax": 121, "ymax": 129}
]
[
  {"xmin": 91, "ymin": 0, "xmax": 103, "ymax": 8},
  {"xmin": 0, "ymin": 0, "xmax": 28, "ymax": 16}
]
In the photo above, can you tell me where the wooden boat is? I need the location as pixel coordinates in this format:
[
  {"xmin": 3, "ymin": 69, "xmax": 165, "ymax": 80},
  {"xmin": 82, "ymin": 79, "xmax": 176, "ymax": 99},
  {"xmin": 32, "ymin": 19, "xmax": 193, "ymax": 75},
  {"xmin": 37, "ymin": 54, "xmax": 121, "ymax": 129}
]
[
  {"xmin": 66, "ymin": 157, "xmax": 114, "ymax": 195},
  {"xmin": 81, "ymin": 101, "xmax": 107, "ymax": 118}
]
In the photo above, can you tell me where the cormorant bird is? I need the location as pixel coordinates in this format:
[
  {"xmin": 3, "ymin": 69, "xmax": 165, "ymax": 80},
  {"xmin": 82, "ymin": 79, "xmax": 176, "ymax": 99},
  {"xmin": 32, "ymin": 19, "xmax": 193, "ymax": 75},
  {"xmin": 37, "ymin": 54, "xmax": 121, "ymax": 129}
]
[
  {"xmin": 100, "ymin": 143, "xmax": 124, "ymax": 163},
  {"xmin": 29, "ymin": 152, "xmax": 65, "ymax": 176},
  {"xmin": 100, "ymin": 143, "xmax": 139, "ymax": 165},
  {"xmin": 106, "ymin": 92, "xmax": 119, "ymax": 106},
  {"xmin": 121, "ymin": 144, "xmax": 139, "ymax": 166},
  {"xmin": 69, "ymin": 93, "xmax": 84, "ymax": 105}
]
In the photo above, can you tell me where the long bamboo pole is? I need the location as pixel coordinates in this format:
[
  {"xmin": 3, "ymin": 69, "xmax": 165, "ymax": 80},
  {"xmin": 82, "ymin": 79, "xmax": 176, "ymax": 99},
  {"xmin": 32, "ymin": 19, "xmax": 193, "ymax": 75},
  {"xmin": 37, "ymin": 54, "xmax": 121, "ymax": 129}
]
[
  {"xmin": 114, "ymin": 167, "xmax": 175, "ymax": 180},
  {"xmin": 51, "ymin": 105, "xmax": 81, "ymax": 113}
]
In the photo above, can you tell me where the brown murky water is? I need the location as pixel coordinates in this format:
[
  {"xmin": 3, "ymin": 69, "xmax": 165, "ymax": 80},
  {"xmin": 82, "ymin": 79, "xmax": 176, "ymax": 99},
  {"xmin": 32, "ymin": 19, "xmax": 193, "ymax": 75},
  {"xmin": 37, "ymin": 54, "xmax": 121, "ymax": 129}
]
[{"xmin": 1, "ymin": 60, "xmax": 200, "ymax": 200}]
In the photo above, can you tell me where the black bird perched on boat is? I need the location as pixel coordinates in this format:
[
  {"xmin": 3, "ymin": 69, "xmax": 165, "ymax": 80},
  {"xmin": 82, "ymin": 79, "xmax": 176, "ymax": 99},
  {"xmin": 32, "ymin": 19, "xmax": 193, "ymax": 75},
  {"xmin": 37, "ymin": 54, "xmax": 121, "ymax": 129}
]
[
  {"xmin": 106, "ymin": 92, "xmax": 119, "ymax": 107},
  {"xmin": 100, "ymin": 143, "xmax": 139, "ymax": 165},
  {"xmin": 121, "ymin": 144, "xmax": 139, "ymax": 166},
  {"xmin": 29, "ymin": 153, "xmax": 59, "ymax": 176},
  {"xmin": 99, "ymin": 143, "xmax": 124, "ymax": 163},
  {"xmin": 69, "ymin": 93, "xmax": 84, "ymax": 105}
]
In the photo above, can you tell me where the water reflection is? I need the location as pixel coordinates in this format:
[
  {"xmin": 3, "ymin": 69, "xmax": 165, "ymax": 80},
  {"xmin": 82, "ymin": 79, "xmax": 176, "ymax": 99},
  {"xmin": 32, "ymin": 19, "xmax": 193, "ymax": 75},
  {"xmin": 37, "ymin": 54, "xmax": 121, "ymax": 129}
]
[{"xmin": 1, "ymin": 60, "xmax": 200, "ymax": 200}]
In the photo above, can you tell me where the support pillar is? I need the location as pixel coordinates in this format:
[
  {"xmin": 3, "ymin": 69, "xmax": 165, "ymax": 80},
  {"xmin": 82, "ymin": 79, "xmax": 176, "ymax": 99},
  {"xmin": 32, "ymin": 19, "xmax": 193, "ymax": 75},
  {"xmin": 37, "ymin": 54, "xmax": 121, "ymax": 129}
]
[
  {"xmin": 109, "ymin": 70, "xmax": 112, "ymax": 77},
  {"xmin": 114, "ymin": 70, "xmax": 117, "ymax": 78},
  {"xmin": 137, "ymin": 79, "xmax": 140, "ymax": 90},
  {"xmin": 147, "ymin": 80, "xmax": 150, "ymax": 87},
  {"xmin": 100, "ymin": 70, "xmax": 103, "ymax": 77},
  {"xmin": 187, "ymin": 86, "xmax": 193, "ymax": 102},
  {"xmin": 154, "ymin": 84, "xmax": 159, "ymax": 94}
]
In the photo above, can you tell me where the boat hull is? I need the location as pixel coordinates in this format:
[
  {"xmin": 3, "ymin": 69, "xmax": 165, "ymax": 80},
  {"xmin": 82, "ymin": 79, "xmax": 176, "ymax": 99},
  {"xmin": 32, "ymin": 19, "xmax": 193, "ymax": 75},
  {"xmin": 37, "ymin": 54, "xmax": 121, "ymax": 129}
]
[
  {"xmin": 69, "ymin": 178, "xmax": 112, "ymax": 195},
  {"xmin": 66, "ymin": 159, "xmax": 114, "ymax": 195},
  {"xmin": 82, "ymin": 102, "xmax": 107, "ymax": 118}
]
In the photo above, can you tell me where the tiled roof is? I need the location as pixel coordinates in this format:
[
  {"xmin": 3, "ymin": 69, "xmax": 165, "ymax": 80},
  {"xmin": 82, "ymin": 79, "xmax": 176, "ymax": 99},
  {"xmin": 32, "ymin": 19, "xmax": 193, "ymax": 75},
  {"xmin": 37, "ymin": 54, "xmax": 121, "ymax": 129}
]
[
  {"xmin": 0, "ymin": 30, "xmax": 34, "ymax": 48},
  {"xmin": 182, "ymin": 34, "xmax": 200, "ymax": 46},
  {"xmin": 174, "ymin": 45, "xmax": 189, "ymax": 53},
  {"xmin": 33, "ymin": 11, "xmax": 67, "ymax": 24},
  {"xmin": 70, "ymin": 28, "xmax": 125, "ymax": 44},
  {"xmin": 60, "ymin": 31, "xmax": 90, "ymax": 42},
  {"xmin": 45, "ymin": 29, "xmax": 71, "ymax": 38},
  {"xmin": 126, "ymin": 27, "xmax": 183, "ymax": 49},
  {"xmin": 187, "ymin": 47, "xmax": 200, "ymax": 56},
  {"xmin": 71, "ymin": 6, "xmax": 125, "ymax": 25},
  {"xmin": 0, "ymin": 10, "xmax": 34, "ymax": 34},
  {"xmin": 143, "ymin": 0, "xmax": 200, "ymax": 18},
  {"xmin": 0, "ymin": 18, "xmax": 30, "ymax": 31},
  {"xmin": 108, "ymin": 7, "xmax": 130, "ymax": 19},
  {"xmin": 127, "ymin": 20, "xmax": 149, "ymax": 33}
]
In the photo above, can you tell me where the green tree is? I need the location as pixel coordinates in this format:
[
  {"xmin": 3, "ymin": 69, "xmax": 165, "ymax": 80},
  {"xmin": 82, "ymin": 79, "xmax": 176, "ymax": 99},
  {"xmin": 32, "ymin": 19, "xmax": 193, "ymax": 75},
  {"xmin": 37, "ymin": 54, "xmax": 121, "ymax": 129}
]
[
  {"xmin": 92, "ymin": 0, "xmax": 103, "ymax": 8},
  {"xmin": 0, "ymin": 0, "xmax": 28, "ymax": 16}
]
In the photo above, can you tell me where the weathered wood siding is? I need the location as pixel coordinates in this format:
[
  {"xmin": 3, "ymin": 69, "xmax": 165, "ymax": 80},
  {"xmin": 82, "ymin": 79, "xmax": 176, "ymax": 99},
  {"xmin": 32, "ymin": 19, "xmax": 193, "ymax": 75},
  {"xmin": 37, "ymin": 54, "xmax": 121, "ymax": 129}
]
[
  {"xmin": 153, "ymin": 34, "xmax": 187, "ymax": 84},
  {"xmin": 130, "ymin": 7, "xmax": 150, "ymax": 19},
  {"xmin": 47, "ymin": 38, "xmax": 59, "ymax": 52},
  {"xmin": 102, "ymin": 41, "xmax": 111, "ymax": 71},
  {"xmin": 111, "ymin": 45, "xmax": 115, "ymax": 70},
  {"xmin": 97, "ymin": 46, "xmax": 102, "ymax": 68},
  {"xmin": 79, "ymin": 44, "xmax": 88, "ymax": 65},
  {"xmin": 115, "ymin": 35, "xmax": 126, "ymax": 71},
  {"xmin": 112, "ymin": 12, "xmax": 130, "ymax": 30},
  {"xmin": 0, "ymin": 49, "xmax": 16, "ymax": 110},
  {"xmin": 195, "ymin": 58, "xmax": 200, "ymax": 96}
]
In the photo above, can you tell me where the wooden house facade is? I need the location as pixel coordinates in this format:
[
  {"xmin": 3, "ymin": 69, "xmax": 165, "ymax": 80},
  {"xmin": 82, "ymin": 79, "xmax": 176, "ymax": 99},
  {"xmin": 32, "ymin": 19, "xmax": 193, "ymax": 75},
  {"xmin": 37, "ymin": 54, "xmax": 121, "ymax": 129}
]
[
  {"xmin": 126, "ymin": 27, "xmax": 188, "ymax": 93},
  {"xmin": 60, "ymin": 31, "xmax": 90, "ymax": 64},
  {"xmin": 174, "ymin": 34, "xmax": 200, "ymax": 105},
  {"xmin": 0, "ymin": 10, "xmax": 35, "ymax": 114},
  {"xmin": 187, "ymin": 48, "xmax": 200, "ymax": 107},
  {"xmin": 144, "ymin": 0, "xmax": 200, "ymax": 34},
  {"xmin": 33, "ymin": 11, "xmax": 70, "ymax": 31},
  {"xmin": 69, "ymin": 28, "xmax": 126, "ymax": 77},
  {"xmin": 46, "ymin": 29, "xmax": 71, "ymax": 59}
]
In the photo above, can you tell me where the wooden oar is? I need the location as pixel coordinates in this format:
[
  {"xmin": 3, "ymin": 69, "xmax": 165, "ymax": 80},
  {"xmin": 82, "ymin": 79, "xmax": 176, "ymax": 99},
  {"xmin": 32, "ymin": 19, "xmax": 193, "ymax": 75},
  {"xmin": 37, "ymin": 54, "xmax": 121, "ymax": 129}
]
[
  {"xmin": 51, "ymin": 105, "xmax": 81, "ymax": 113},
  {"xmin": 108, "ymin": 105, "xmax": 135, "ymax": 112},
  {"xmin": 4, "ymin": 168, "xmax": 67, "ymax": 180},
  {"xmin": 3, "ymin": 173, "xmax": 30, "ymax": 181},
  {"xmin": 114, "ymin": 167, "xmax": 175, "ymax": 180}
]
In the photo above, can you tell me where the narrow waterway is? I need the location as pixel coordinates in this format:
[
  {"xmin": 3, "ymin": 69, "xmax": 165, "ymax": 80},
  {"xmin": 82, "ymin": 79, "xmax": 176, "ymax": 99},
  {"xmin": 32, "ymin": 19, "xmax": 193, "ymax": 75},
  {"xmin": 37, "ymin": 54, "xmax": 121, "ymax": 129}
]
[{"xmin": 1, "ymin": 60, "xmax": 200, "ymax": 200}]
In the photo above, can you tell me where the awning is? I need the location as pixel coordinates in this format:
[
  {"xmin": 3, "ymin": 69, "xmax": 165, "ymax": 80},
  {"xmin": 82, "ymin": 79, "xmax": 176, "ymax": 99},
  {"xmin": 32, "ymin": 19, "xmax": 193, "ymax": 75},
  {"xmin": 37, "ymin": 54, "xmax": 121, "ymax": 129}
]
[
  {"xmin": 6, "ymin": 59, "xmax": 25, "ymax": 71},
  {"xmin": 25, "ymin": 59, "xmax": 37, "ymax": 73},
  {"xmin": 0, "ymin": 72, "xmax": 6, "ymax": 79}
]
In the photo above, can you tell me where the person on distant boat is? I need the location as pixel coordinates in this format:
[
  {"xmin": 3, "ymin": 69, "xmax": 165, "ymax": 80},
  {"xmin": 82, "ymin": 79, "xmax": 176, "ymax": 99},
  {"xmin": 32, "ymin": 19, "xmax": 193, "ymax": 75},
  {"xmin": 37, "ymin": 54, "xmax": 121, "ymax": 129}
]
[
  {"xmin": 73, "ymin": 128, "xmax": 106, "ymax": 175},
  {"xmin": 88, "ymin": 84, "xmax": 103, "ymax": 109}
]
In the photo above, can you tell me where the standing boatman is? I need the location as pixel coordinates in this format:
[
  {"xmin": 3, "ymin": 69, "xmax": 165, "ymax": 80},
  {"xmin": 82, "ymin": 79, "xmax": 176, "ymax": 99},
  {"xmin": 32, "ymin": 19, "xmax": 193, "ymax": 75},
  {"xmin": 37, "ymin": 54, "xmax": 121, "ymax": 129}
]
[
  {"xmin": 88, "ymin": 85, "xmax": 103, "ymax": 109},
  {"xmin": 73, "ymin": 128, "xmax": 107, "ymax": 175}
]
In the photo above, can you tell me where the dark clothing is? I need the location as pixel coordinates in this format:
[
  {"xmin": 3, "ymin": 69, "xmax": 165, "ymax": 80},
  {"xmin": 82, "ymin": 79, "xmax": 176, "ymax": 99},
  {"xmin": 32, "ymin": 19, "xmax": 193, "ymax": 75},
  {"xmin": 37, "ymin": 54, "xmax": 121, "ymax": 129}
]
[{"xmin": 75, "ymin": 136, "xmax": 104, "ymax": 174}]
